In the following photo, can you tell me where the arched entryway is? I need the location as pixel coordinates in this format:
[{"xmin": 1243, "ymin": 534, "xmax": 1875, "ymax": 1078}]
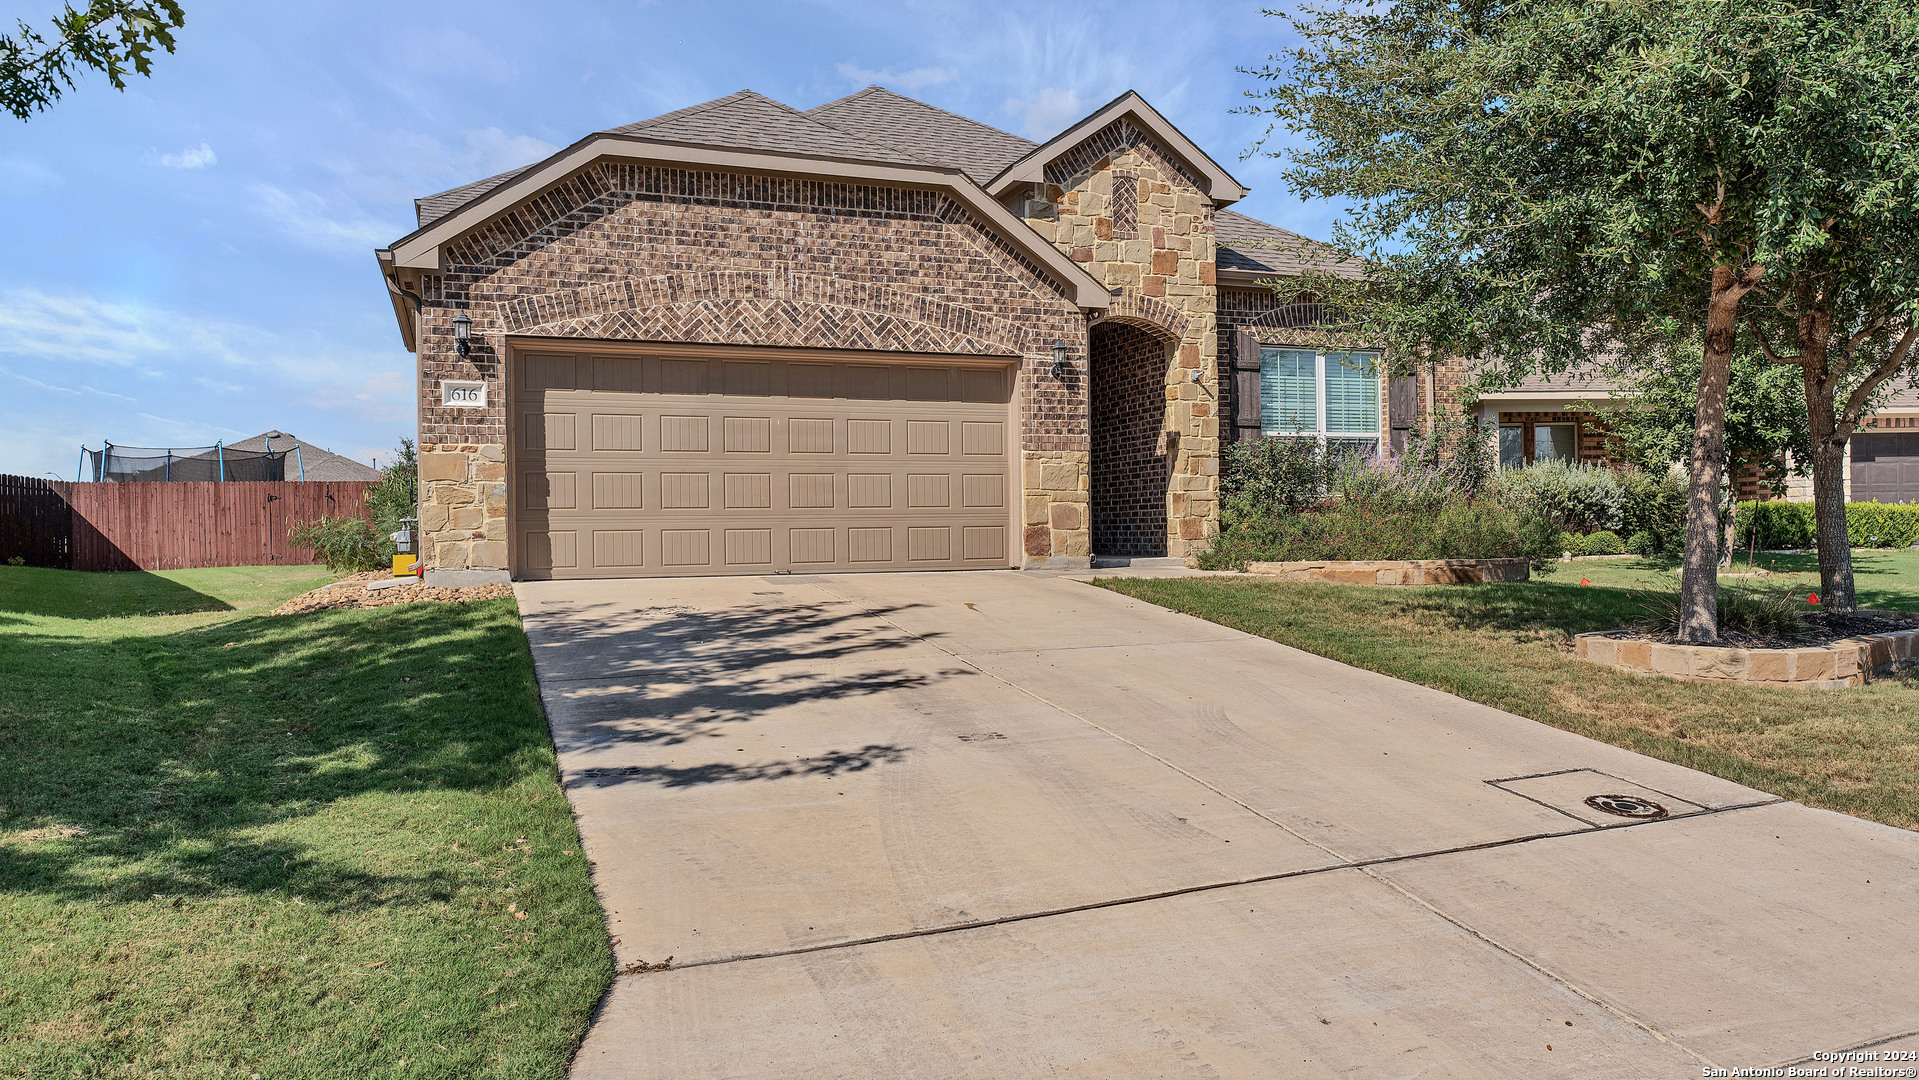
[{"xmin": 1090, "ymin": 319, "xmax": 1175, "ymax": 557}]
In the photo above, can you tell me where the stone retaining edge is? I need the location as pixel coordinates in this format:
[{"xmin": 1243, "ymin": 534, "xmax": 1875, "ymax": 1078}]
[
  {"xmin": 1244, "ymin": 558, "xmax": 1531, "ymax": 586},
  {"xmin": 1575, "ymin": 614, "xmax": 1919, "ymax": 688}
]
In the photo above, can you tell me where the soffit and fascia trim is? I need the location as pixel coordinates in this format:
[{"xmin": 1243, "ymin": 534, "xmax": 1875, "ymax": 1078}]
[
  {"xmin": 985, "ymin": 90, "xmax": 1251, "ymax": 206},
  {"xmin": 381, "ymin": 134, "xmax": 1111, "ymax": 310}
]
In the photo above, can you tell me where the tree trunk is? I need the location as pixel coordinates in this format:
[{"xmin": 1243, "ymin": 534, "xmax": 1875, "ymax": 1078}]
[
  {"xmin": 1679, "ymin": 267, "xmax": 1746, "ymax": 641},
  {"xmin": 1804, "ymin": 385, "xmax": 1856, "ymax": 610}
]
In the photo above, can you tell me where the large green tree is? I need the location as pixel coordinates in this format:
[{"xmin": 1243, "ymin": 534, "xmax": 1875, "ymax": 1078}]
[
  {"xmin": 1246, "ymin": 0, "xmax": 1919, "ymax": 638},
  {"xmin": 2, "ymin": 1, "xmax": 183, "ymax": 120}
]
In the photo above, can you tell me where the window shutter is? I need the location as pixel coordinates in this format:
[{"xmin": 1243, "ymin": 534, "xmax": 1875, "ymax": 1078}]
[{"xmin": 1233, "ymin": 330, "xmax": 1262, "ymax": 433}]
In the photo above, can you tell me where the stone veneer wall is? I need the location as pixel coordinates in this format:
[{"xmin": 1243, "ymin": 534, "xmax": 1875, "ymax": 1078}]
[
  {"xmin": 410, "ymin": 163, "xmax": 1091, "ymax": 573},
  {"xmin": 1090, "ymin": 321, "xmax": 1173, "ymax": 556},
  {"xmin": 1024, "ymin": 132, "xmax": 1220, "ymax": 557}
]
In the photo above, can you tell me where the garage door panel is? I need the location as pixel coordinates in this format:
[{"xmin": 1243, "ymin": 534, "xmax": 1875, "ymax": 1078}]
[
  {"xmin": 513, "ymin": 350, "xmax": 1013, "ymax": 578},
  {"xmin": 1853, "ymin": 433, "xmax": 1919, "ymax": 504}
]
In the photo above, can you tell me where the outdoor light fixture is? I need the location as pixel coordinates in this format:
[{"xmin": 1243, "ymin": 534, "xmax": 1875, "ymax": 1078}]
[
  {"xmin": 452, "ymin": 311, "xmax": 472, "ymax": 357},
  {"xmin": 1050, "ymin": 339, "xmax": 1069, "ymax": 379}
]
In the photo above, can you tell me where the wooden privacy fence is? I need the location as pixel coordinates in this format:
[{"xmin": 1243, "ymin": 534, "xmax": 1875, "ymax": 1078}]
[
  {"xmin": 0, "ymin": 475, "xmax": 73, "ymax": 568},
  {"xmin": 0, "ymin": 476, "xmax": 376, "ymax": 571}
]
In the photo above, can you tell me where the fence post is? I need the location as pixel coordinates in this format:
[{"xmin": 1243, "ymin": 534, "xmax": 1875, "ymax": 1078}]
[
  {"xmin": 294, "ymin": 446, "xmax": 305, "ymax": 480},
  {"xmin": 217, "ymin": 442, "xmax": 226, "ymax": 482}
]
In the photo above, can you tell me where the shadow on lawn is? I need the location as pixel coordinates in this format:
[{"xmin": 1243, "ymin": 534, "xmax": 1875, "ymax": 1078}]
[
  {"xmin": 0, "ymin": 600, "xmax": 552, "ymax": 908},
  {"xmin": 0, "ymin": 566, "xmax": 234, "ymax": 619},
  {"xmin": 0, "ymin": 590, "xmax": 937, "ymax": 902}
]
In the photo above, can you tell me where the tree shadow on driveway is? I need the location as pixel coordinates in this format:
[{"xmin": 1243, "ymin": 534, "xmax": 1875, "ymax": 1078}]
[{"xmin": 525, "ymin": 594, "xmax": 971, "ymax": 768}]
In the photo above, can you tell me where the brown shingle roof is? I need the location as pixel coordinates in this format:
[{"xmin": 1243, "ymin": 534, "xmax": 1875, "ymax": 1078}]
[
  {"xmin": 602, "ymin": 89, "xmax": 917, "ymax": 163},
  {"xmin": 805, "ymin": 86, "xmax": 1035, "ymax": 185},
  {"xmin": 416, "ymin": 90, "xmax": 929, "ymax": 228},
  {"xmin": 1214, "ymin": 210, "xmax": 1362, "ymax": 280},
  {"xmin": 416, "ymin": 166, "xmax": 534, "ymax": 228}
]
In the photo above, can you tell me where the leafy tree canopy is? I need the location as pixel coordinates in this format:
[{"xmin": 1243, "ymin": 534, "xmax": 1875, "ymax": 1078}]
[
  {"xmin": 1245, "ymin": 0, "xmax": 1919, "ymax": 384},
  {"xmin": 2, "ymin": 1, "xmax": 184, "ymax": 121}
]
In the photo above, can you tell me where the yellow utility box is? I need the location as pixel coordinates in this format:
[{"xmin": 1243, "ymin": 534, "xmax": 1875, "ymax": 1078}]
[{"xmin": 392, "ymin": 555, "xmax": 419, "ymax": 578}]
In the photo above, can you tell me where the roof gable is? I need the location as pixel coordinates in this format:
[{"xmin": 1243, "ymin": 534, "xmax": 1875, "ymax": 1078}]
[
  {"xmin": 987, "ymin": 91, "xmax": 1249, "ymax": 205},
  {"xmin": 806, "ymin": 86, "xmax": 1035, "ymax": 185}
]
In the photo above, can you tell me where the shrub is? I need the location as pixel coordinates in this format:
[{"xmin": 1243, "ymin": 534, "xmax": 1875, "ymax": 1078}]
[
  {"xmin": 363, "ymin": 437, "xmax": 418, "ymax": 536},
  {"xmin": 1220, "ymin": 437, "xmax": 1343, "ymax": 524},
  {"xmin": 1617, "ymin": 468, "xmax": 1687, "ymax": 554},
  {"xmin": 1627, "ymin": 531, "xmax": 1659, "ymax": 556},
  {"xmin": 1492, "ymin": 459, "xmax": 1629, "ymax": 534},
  {"xmin": 289, "ymin": 516, "xmax": 393, "ymax": 573},
  {"xmin": 1198, "ymin": 498, "xmax": 1562, "ymax": 571},
  {"xmin": 1733, "ymin": 500, "xmax": 1919, "ymax": 550},
  {"xmin": 1560, "ymin": 531, "xmax": 1583, "ymax": 556},
  {"xmin": 1638, "ymin": 583, "xmax": 1813, "ymax": 641},
  {"xmin": 1580, "ymin": 530, "xmax": 1625, "ymax": 555}
]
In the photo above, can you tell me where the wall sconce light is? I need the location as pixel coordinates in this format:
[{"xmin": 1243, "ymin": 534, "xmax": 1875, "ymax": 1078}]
[
  {"xmin": 1051, "ymin": 339, "xmax": 1069, "ymax": 379},
  {"xmin": 452, "ymin": 311, "xmax": 472, "ymax": 358}
]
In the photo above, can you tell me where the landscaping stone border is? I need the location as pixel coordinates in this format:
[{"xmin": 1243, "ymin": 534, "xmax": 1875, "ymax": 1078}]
[
  {"xmin": 1244, "ymin": 558, "xmax": 1530, "ymax": 586},
  {"xmin": 1575, "ymin": 611, "xmax": 1919, "ymax": 689}
]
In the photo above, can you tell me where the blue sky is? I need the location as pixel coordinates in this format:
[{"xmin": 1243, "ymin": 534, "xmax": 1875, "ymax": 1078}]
[{"xmin": 0, "ymin": 0, "xmax": 1332, "ymax": 480}]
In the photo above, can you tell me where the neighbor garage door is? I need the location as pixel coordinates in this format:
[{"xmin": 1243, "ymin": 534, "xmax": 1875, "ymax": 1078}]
[
  {"xmin": 1853, "ymin": 433, "xmax": 1919, "ymax": 504},
  {"xmin": 510, "ymin": 348, "xmax": 1015, "ymax": 578}
]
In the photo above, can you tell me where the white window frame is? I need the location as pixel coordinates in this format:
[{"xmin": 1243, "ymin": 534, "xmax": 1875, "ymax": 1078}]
[{"xmin": 1260, "ymin": 346, "xmax": 1382, "ymax": 448}]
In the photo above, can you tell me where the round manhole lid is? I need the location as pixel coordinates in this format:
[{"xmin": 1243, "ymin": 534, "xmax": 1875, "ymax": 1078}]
[{"xmin": 1584, "ymin": 794, "xmax": 1669, "ymax": 820}]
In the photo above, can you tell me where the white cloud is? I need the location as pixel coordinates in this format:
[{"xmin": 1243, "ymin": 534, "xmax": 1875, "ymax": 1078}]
[
  {"xmin": 1003, "ymin": 87, "xmax": 1085, "ymax": 139},
  {"xmin": 250, "ymin": 184, "xmax": 400, "ymax": 253},
  {"xmin": 158, "ymin": 142, "xmax": 217, "ymax": 169},
  {"xmin": 0, "ymin": 288, "xmax": 410, "ymax": 425},
  {"xmin": 459, "ymin": 127, "xmax": 559, "ymax": 175},
  {"xmin": 0, "ymin": 157, "xmax": 62, "ymax": 199},
  {"xmin": 834, "ymin": 62, "xmax": 958, "ymax": 92}
]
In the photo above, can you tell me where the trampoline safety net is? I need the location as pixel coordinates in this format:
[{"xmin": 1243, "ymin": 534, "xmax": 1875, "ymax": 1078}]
[{"xmin": 79, "ymin": 443, "xmax": 292, "ymax": 482}]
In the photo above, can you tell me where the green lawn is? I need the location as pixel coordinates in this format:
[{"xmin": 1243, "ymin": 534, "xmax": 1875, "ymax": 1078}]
[
  {"xmin": 0, "ymin": 566, "xmax": 609, "ymax": 1079},
  {"xmin": 1096, "ymin": 556, "xmax": 1919, "ymax": 833},
  {"xmin": 1560, "ymin": 547, "xmax": 1919, "ymax": 612}
]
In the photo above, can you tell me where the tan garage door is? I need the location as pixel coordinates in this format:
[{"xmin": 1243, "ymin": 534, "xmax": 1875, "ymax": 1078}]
[{"xmin": 510, "ymin": 348, "xmax": 1015, "ymax": 579}]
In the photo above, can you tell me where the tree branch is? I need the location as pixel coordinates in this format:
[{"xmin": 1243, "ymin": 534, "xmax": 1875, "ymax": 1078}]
[
  {"xmin": 1841, "ymin": 319, "xmax": 1919, "ymax": 429},
  {"xmin": 1746, "ymin": 315, "xmax": 1802, "ymax": 365}
]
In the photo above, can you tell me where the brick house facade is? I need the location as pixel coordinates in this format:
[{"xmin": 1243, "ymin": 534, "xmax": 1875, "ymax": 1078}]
[{"xmin": 378, "ymin": 88, "xmax": 1358, "ymax": 581}]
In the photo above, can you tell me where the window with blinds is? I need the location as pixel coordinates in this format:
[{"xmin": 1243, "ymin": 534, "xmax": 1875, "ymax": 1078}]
[
  {"xmin": 1260, "ymin": 348, "xmax": 1318, "ymax": 434},
  {"xmin": 1260, "ymin": 347, "xmax": 1381, "ymax": 443}
]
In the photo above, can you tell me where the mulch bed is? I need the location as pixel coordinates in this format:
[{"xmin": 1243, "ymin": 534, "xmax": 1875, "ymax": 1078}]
[
  {"xmin": 271, "ymin": 572, "xmax": 514, "ymax": 616},
  {"xmin": 1617, "ymin": 610, "xmax": 1919, "ymax": 650}
]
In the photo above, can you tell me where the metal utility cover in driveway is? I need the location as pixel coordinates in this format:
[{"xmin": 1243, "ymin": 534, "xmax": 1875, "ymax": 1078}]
[{"xmin": 517, "ymin": 570, "xmax": 1919, "ymax": 1079}]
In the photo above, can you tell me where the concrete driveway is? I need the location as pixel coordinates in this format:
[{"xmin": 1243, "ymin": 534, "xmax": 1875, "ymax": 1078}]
[{"xmin": 518, "ymin": 570, "xmax": 1919, "ymax": 1079}]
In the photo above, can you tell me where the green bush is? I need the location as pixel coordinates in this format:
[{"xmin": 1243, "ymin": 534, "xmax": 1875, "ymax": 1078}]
[
  {"xmin": 1617, "ymin": 468, "xmax": 1687, "ymax": 554},
  {"xmin": 1198, "ymin": 498, "xmax": 1563, "ymax": 571},
  {"xmin": 1492, "ymin": 460, "xmax": 1627, "ymax": 533},
  {"xmin": 288, "ymin": 515, "xmax": 394, "ymax": 573},
  {"xmin": 364, "ymin": 437, "xmax": 419, "ymax": 536},
  {"xmin": 1734, "ymin": 500, "xmax": 1919, "ymax": 550},
  {"xmin": 1627, "ymin": 530, "xmax": 1660, "ymax": 556},
  {"xmin": 1559, "ymin": 531, "xmax": 1582, "ymax": 556},
  {"xmin": 1220, "ymin": 437, "xmax": 1344, "ymax": 524},
  {"xmin": 1580, "ymin": 530, "xmax": 1625, "ymax": 555}
]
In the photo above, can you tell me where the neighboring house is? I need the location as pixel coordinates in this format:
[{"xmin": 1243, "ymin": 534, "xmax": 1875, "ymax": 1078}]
[
  {"xmin": 1435, "ymin": 360, "xmax": 1919, "ymax": 503},
  {"xmin": 377, "ymin": 87, "xmax": 1362, "ymax": 582},
  {"xmin": 222, "ymin": 431, "xmax": 383, "ymax": 482},
  {"xmin": 79, "ymin": 431, "xmax": 382, "ymax": 483}
]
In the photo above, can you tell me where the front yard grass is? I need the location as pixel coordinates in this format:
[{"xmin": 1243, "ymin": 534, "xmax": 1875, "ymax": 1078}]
[
  {"xmin": 1095, "ymin": 564, "xmax": 1919, "ymax": 833},
  {"xmin": 0, "ymin": 566, "xmax": 609, "ymax": 1079}
]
